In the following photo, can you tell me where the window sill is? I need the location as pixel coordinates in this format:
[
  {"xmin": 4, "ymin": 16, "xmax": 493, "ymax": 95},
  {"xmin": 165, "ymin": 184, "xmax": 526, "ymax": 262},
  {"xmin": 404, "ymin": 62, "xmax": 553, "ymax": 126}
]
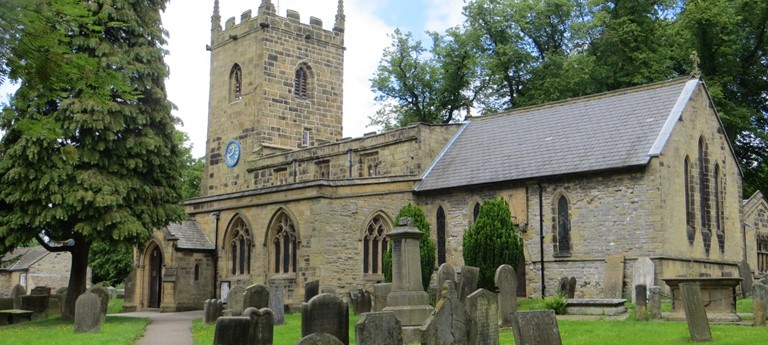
[{"xmin": 363, "ymin": 274, "xmax": 385, "ymax": 283}]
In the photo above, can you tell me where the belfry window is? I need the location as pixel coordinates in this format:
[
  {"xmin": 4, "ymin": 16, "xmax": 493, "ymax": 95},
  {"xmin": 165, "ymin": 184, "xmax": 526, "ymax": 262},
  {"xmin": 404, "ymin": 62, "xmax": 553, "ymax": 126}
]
[
  {"xmin": 227, "ymin": 217, "xmax": 252, "ymax": 275},
  {"xmin": 229, "ymin": 64, "xmax": 242, "ymax": 102},
  {"xmin": 363, "ymin": 215, "xmax": 389, "ymax": 274},
  {"xmin": 271, "ymin": 211, "xmax": 298, "ymax": 274},
  {"xmin": 294, "ymin": 65, "xmax": 310, "ymax": 99}
]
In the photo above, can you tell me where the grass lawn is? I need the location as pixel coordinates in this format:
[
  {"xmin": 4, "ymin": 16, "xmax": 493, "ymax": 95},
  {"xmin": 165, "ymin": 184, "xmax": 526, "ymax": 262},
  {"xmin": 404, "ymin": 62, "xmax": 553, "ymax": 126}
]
[{"xmin": 192, "ymin": 299, "xmax": 768, "ymax": 345}]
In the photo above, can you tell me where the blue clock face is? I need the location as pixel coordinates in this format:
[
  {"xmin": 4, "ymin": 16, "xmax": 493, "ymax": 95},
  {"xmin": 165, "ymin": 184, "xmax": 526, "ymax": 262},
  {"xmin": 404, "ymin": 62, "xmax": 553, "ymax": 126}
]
[{"xmin": 224, "ymin": 140, "xmax": 240, "ymax": 167}]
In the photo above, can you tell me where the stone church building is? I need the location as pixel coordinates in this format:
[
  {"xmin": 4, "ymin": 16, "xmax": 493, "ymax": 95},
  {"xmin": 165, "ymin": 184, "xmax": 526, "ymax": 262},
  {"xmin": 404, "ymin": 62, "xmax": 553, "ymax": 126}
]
[{"xmin": 123, "ymin": 0, "xmax": 763, "ymax": 311}]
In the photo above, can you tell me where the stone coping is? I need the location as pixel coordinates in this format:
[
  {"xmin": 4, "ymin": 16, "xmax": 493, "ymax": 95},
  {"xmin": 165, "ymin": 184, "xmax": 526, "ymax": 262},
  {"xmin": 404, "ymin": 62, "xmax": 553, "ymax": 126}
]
[{"xmin": 566, "ymin": 299, "xmax": 626, "ymax": 307}]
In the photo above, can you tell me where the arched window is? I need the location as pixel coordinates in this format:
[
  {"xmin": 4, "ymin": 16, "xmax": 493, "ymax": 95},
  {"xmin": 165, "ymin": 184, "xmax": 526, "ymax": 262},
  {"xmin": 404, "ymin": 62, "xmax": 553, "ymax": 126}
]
[
  {"xmin": 685, "ymin": 156, "xmax": 695, "ymax": 244},
  {"xmin": 227, "ymin": 217, "xmax": 252, "ymax": 275},
  {"xmin": 714, "ymin": 164, "xmax": 725, "ymax": 253},
  {"xmin": 437, "ymin": 207, "xmax": 446, "ymax": 265},
  {"xmin": 229, "ymin": 64, "xmax": 242, "ymax": 102},
  {"xmin": 271, "ymin": 211, "xmax": 298, "ymax": 274},
  {"xmin": 555, "ymin": 195, "xmax": 571, "ymax": 256},
  {"xmin": 194, "ymin": 263, "xmax": 200, "ymax": 281},
  {"xmin": 293, "ymin": 64, "xmax": 311, "ymax": 99},
  {"xmin": 363, "ymin": 215, "xmax": 390, "ymax": 274},
  {"xmin": 699, "ymin": 138, "xmax": 711, "ymax": 254}
]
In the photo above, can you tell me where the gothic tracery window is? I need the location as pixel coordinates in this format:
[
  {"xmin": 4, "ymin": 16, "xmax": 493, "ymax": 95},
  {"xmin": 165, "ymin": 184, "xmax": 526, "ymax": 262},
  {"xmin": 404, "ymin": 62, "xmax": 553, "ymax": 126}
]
[
  {"xmin": 685, "ymin": 156, "xmax": 695, "ymax": 244},
  {"xmin": 229, "ymin": 64, "xmax": 242, "ymax": 102},
  {"xmin": 699, "ymin": 138, "xmax": 711, "ymax": 254},
  {"xmin": 363, "ymin": 215, "xmax": 389, "ymax": 274},
  {"xmin": 555, "ymin": 195, "xmax": 571, "ymax": 256},
  {"xmin": 227, "ymin": 217, "xmax": 252, "ymax": 275},
  {"xmin": 714, "ymin": 164, "xmax": 725, "ymax": 253},
  {"xmin": 271, "ymin": 211, "xmax": 298, "ymax": 274}
]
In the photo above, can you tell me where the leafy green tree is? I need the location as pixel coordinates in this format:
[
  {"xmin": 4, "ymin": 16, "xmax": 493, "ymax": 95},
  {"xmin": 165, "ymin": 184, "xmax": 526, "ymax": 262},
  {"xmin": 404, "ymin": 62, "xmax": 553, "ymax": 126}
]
[
  {"xmin": 383, "ymin": 204, "xmax": 437, "ymax": 291},
  {"xmin": 463, "ymin": 197, "xmax": 523, "ymax": 290},
  {"xmin": 89, "ymin": 242, "xmax": 133, "ymax": 287},
  {"xmin": 0, "ymin": 0, "xmax": 185, "ymax": 319},
  {"xmin": 176, "ymin": 130, "xmax": 204, "ymax": 200}
]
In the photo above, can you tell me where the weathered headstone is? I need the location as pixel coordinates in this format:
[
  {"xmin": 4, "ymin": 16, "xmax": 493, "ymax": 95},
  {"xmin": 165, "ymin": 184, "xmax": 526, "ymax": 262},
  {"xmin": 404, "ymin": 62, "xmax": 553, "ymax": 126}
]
[
  {"xmin": 56, "ymin": 286, "xmax": 68, "ymax": 296},
  {"xmin": 739, "ymin": 260, "xmax": 753, "ymax": 298},
  {"xmin": 244, "ymin": 307, "xmax": 274, "ymax": 345},
  {"xmin": 48, "ymin": 296, "xmax": 62, "ymax": 315},
  {"xmin": 74, "ymin": 291, "xmax": 101, "ymax": 333},
  {"xmin": 516, "ymin": 310, "xmax": 562, "ymax": 345},
  {"xmin": 302, "ymin": 293, "xmax": 349, "ymax": 345},
  {"xmin": 296, "ymin": 333, "xmax": 344, "ymax": 345},
  {"xmin": 650, "ymin": 286, "xmax": 662, "ymax": 319},
  {"xmin": 106, "ymin": 287, "xmax": 117, "ymax": 299},
  {"xmin": 466, "ymin": 288, "xmax": 499, "ymax": 345},
  {"xmin": 420, "ymin": 282, "xmax": 470, "ymax": 345},
  {"xmin": 680, "ymin": 282, "xmax": 712, "ymax": 342},
  {"xmin": 566, "ymin": 277, "xmax": 576, "ymax": 299},
  {"xmin": 349, "ymin": 288, "xmax": 371, "ymax": 315},
  {"xmin": 372, "ymin": 283, "xmax": 391, "ymax": 312},
  {"xmin": 10, "ymin": 284, "xmax": 25, "ymax": 309},
  {"xmin": 213, "ymin": 316, "xmax": 250, "ymax": 345},
  {"xmin": 122, "ymin": 270, "xmax": 136, "ymax": 310},
  {"xmin": 354, "ymin": 311, "xmax": 403, "ymax": 345},
  {"xmin": 88, "ymin": 285, "xmax": 110, "ymax": 323},
  {"xmin": 760, "ymin": 275, "xmax": 768, "ymax": 286},
  {"xmin": 204, "ymin": 298, "xmax": 225, "ymax": 325},
  {"xmin": 635, "ymin": 284, "xmax": 648, "ymax": 321},
  {"xmin": 20, "ymin": 295, "xmax": 49, "ymax": 320},
  {"xmin": 752, "ymin": 283, "xmax": 768, "ymax": 326},
  {"xmin": 244, "ymin": 284, "xmax": 270, "ymax": 311},
  {"xmin": 0, "ymin": 298, "xmax": 14, "ymax": 310},
  {"xmin": 305, "ymin": 280, "xmax": 320, "ymax": 302},
  {"xmin": 603, "ymin": 255, "xmax": 625, "ymax": 299},
  {"xmin": 494, "ymin": 264, "xmax": 518, "ymax": 331},
  {"xmin": 227, "ymin": 285, "xmax": 246, "ymax": 316},
  {"xmin": 30, "ymin": 286, "xmax": 51, "ymax": 296},
  {"xmin": 436, "ymin": 263, "xmax": 456, "ymax": 304},
  {"xmin": 632, "ymin": 257, "xmax": 655, "ymax": 303},
  {"xmin": 557, "ymin": 277, "xmax": 568, "ymax": 296},
  {"xmin": 268, "ymin": 286, "xmax": 285, "ymax": 325},
  {"xmin": 457, "ymin": 266, "xmax": 479, "ymax": 303}
]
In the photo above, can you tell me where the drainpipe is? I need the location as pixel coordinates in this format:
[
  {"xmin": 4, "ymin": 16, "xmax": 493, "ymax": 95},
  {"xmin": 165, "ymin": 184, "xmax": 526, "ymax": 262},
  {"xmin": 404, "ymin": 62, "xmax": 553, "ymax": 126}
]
[
  {"xmin": 743, "ymin": 223, "xmax": 752, "ymax": 262},
  {"xmin": 538, "ymin": 181, "xmax": 545, "ymax": 298},
  {"xmin": 211, "ymin": 212, "xmax": 220, "ymax": 299}
]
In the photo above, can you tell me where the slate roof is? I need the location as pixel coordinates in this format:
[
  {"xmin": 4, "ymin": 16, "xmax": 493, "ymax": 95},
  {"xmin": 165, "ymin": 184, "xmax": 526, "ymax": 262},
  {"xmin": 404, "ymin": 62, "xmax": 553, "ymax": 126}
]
[
  {"xmin": 416, "ymin": 78, "xmax": 699, "ymax": 191},
  {"xmin": 0, "ymin": 246, "xmax": 49, "ymax": 271},
  {"xmin": 164, "ymin": 220, "xmax": 214, "ymax": 251}
]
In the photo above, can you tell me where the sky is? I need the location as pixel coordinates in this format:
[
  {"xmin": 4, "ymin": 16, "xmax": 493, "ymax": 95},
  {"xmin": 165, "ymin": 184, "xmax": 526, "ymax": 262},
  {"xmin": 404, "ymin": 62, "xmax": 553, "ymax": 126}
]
[{"xmin": 161, "ymin": 0, "xmax": 466, "ymax": 157}]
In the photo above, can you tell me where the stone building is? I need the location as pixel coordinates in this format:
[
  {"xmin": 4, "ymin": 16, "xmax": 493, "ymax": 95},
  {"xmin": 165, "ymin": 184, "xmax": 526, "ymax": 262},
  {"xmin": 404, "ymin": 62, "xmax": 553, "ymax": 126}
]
[
  {"xmin": 124, "ymin": 0, "xmax": 762, "ymax": 310},
  {"xmin": 743, "ymin": 191, "xmax": 768, "ymax": 275},
  {"xmin": 0, "ymin": 246, "xmax": 90, "ymax": 295}
]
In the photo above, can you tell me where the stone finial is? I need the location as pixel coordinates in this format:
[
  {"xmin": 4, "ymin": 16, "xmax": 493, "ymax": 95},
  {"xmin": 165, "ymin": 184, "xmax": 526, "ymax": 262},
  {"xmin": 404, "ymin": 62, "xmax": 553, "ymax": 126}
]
[
  {"xmin": 334, "ymin": 0, "xmax": 345, "ymax": 32},
  {"xmin": 259, "ymin": 0, "xmax": 275, "ymax": 15},
  {"xmin": 690, "ymin": 50, "xmax": 700, "ymax": 77},
  {"xmin": 211, "ymin": 0, "xmax": 221, "ymax": 32}
]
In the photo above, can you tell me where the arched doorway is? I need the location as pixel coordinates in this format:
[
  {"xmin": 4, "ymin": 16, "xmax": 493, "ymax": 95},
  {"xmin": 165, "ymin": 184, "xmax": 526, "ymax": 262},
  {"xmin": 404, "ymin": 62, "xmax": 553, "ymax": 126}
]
[{"xmin": 148, "ymin": 246, "xmax": 163, "ymax": 308}]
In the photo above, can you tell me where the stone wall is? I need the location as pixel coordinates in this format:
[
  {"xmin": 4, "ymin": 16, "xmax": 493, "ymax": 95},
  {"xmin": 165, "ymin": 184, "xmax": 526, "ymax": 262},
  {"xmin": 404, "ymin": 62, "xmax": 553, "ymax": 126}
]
[
  {"xmin": 171, "ymin": 251, "xmax": 214, "ymax": 310},
  {"xmin": 27, "ymin": 251, "xmax": 87, "ymax": 292}
]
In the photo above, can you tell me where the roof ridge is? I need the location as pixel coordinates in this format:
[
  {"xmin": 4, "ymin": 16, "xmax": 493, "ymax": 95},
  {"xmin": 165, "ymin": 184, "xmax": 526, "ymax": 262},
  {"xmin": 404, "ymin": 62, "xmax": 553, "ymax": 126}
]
[{"xmin": 471, "ymin": 76, "xmax": 696, "ymax": 122}]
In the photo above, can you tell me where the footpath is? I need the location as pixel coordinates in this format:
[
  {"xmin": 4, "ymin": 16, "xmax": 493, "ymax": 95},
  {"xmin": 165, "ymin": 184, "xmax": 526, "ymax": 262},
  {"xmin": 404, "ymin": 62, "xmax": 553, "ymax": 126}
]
[{"xmin": 112, "ymin": 310, "xmax": 203, "ymax": 345}]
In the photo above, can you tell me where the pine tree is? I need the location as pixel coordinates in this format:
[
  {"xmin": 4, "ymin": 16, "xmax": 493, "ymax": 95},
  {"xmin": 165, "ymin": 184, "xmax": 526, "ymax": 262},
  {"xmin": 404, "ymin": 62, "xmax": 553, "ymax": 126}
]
[{"xmin": 0, "ymin": 0, "xmax": 184, "ymax": 319}]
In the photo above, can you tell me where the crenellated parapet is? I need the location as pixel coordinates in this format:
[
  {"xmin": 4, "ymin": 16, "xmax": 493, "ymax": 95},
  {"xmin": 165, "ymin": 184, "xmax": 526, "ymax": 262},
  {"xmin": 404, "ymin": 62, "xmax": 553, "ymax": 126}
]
[{"xmin": 212, "ymin": 5, "xmax": 344, "ymax": 49}]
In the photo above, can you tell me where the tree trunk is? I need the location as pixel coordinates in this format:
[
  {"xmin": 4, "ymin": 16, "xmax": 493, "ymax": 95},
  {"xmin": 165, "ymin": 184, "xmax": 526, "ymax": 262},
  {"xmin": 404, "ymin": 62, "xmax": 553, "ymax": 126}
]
[{"xmin": 61, "ymin": 234, "xmax": 91, "ymax": 320}]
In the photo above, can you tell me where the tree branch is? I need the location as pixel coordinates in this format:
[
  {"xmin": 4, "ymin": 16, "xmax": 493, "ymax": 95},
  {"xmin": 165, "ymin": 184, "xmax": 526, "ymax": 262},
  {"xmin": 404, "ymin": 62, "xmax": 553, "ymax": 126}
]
[{"xmin": 35, "ymin": 233, "xmax": 72, "ymax": 253}]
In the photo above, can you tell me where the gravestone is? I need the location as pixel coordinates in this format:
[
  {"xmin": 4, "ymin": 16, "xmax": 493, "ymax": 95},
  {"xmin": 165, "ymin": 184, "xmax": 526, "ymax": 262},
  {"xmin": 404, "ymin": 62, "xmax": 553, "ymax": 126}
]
[
  {"xmin": 0, "ymin": 298, "xmax": 13, "ymax": 310},
  {"xmin": 268, "ymin": 286, "xmax": 285, "ymax": 325},
  {"xmin": 516, "ymin": 310, "xmax": 562, "ymax": 345},
  {"xmin": 567, "ymin": 277, "xmax": 576, "ymax": 299},
  {"xmin": 372, "ymin": 283, "xmax": 391, "ymax": 312},
  {"xmin": 354, "ymin": 311, "xmax": 402, "ymax": 345},
  {"xmin": 296, "ymin": 333, "xmax": 344, "ymax": 345},
  {"xmin": 349, "ymin": 288, "xmax": 371, "ymax": 315},
  {"xmin": 227, "ymin": 285, "xmax": 246, "ymax": 316},
  {"xmin": 30, "ymin": 286, "xmax": 51, "ymax": 296},
  {"xmin": 106, "ymin": 287, "xmax": 117, "ymax": 299},
  {"xmin": 10, "ymin": 284, "xmax": 25, "ymax": 309},
  {"xmin": 244, "ymin": 284, "xmax": 269, "ymax": 311},
  {"xmin": 205, "ymin": 298, "xmax": 224, "ymax": 324},
  {"xmin": 760, "ymin": 276, "xmax": 768, "ymax": 286},
  {"xmin": 74, "ymin": 291, "xmax": 101, "ymax": 333},
  {"xmin": 457, "ymin": 266, "xmax": 479, "ymax": 304},
  {"xmin": 752, "ymin": 283, "xmax": 768, "ymax": 326},
  {"xmin": 20, "ymin": 295, "xmax": 49, "ymax": 320},
  {"xmin": 466, "ymin": 288, "xmax": 499, "ymax": 345},
  {"xmin": 244, "ymin": 307, "xmax": 274, "ymax": 345},
  {"xmin": 420, "ymin": 282, "xmax": 469, "ymax": 345},
  {"xmin": 494, "ymin": 264, "xmax": 518, "ymax": 333},
  {"xmin": 635, "ymin": 284, "xmax": 648, "ymax": 321},
  {"xmin": 603, "ymin": 255, "xmax": 625, "ymax": 299},
  {"xmin": 56, "ymin": 286, "xmax": 68, "ymax": 297},
  {"xmin": 321, "ymin": 287, "xmax": 336, "ymax": 295},
  {"xmin": 632, "ymin": 257, "xmax": 655, "ymax": 303},
  {"xmin": 436, "ymin": 263, "xmax": 456, "ymax": 304},
  {"xmin": 557, "ymin": 277, "xmax": 568, "ymax": 296},
  {"xmin": 302, "ymin": 293, "xmax": 349, "ymax": 345},
  {"xmin": 680, "ymin": 282, "xmax": 712, "ymax": 342},
  {"xmin": 48, "ymin": 296, "xmax": 62, "ymax": 316},
  {"xmin": 122, "ymin": 270, "xmax": 136, "ymax": 310},
  {"xmin": 650, "ymin": 286, "xmax": 662, "ymax": 319},
  {"xmin": 213, "ymin": 316, "xmax": 250, "ymax": 345},
  {"xmin": 88, "ymin": 285, "xmax": 110, "ymax": 323},
  {"xmin": 305, "ymin": 280, "xmax": 320, "ymax": 302},
  {"xmin": 739, "ymin": 260, "xmax": 753, "ymax": 298}
]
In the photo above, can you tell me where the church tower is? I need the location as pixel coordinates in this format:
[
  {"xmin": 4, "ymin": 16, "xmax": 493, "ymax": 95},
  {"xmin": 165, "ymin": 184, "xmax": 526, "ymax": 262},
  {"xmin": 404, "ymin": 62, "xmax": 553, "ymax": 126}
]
[{"xmin": 202, "ymin": 0, "xmax": 345, "ymax": 195}]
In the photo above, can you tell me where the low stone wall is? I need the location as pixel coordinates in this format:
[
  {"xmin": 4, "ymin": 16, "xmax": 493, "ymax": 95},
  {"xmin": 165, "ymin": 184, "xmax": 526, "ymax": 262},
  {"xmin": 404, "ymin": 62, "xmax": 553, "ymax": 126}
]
[{"xmin": 566, "ymin": 298, "xmax": 627, "ymax": 316}]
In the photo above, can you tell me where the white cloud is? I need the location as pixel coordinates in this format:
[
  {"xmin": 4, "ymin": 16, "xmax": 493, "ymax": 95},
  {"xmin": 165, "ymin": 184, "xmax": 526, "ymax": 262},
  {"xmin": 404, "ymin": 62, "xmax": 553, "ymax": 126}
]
[{"xmin": 424, "ymin": 0, "xmax": 466, "ymax": 32}]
